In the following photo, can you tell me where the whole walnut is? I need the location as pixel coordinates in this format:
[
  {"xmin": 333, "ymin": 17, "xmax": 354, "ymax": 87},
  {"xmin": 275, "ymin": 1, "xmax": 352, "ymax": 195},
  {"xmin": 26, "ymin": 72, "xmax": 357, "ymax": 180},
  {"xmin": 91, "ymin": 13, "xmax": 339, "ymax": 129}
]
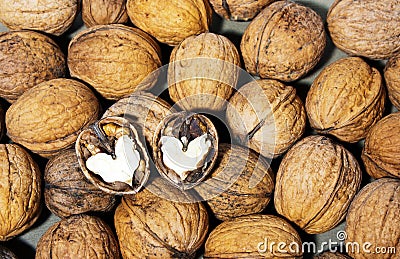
[
  {"xmin": 168, "ymin": 32, "xmax": 241, "ymax": 112},
  {"xmin": 274, "ymin": 135, "xmax": 362, "ymax": 234},
  {"xmin": 226, "ymin": 79, "xmax": 306, "ymax": 158},
  {"xmin": 209, "ymin": 0, "xmax": 276, "ymax": 21},
  {"xmin": 204, "ymin": 214, "xmax": 303, "ymax": 258},
  {"xmin": 362, "ymin": 112, "xmax": 400, "ymax": 179},
  {"xmin": 44, "ymin": 149, "xmax": 117, "ymax": 218},
  {"xmin": 36, "ymin": 214, "xmax": 120, "ymax": 259},
  {"xmin": 327, "ymin": 0, "xmax": 400, "ymax": 59},
  {"xmin": 0, "ymin": 0, "xmax": 78, "ymax": 36},
  {"xmin": 6, "ymin": 78, "xmax": 100, "ymax": 157},
  {"xmin": 0, "ymin": 31, "xmax": 66, "ymax": 103},
  {"xmin": 194, "ymin": 143, "xmax": 274, "ymax": 221},
  {"xmin": 314, "ymin": 252, "xmax": 351, "ymax": 259},
  {"xmin": 384, "ymin": 54, "xmax": 400, "ymax": 110},
  {"xmin": 0, "ymin": 144, "xmax": 41, "ymax": 241},
  {"xmin": 306, "ymin": 57, "xmax": 385, "ymax": 143},
  {"xmin": 82, "ymin": 0, "xmax": 129, "ymax": 27},
  {"xmin": 126, "ymin": 0, "xmax": 212, "ymax": 46},
  {"xmin": 0, "ymin": 245, "xmax": 18, "ymax": 259},
  {"xmin": 68, "ymin": 24, "xmax": 162, "ymax": 100},
  {"xmin": 345, "ymin": 178, "xmax": 400, "ymax": 259},
  {"xmin": 241, "ymin": 0, "xmax": 326, "ymax": 82}
]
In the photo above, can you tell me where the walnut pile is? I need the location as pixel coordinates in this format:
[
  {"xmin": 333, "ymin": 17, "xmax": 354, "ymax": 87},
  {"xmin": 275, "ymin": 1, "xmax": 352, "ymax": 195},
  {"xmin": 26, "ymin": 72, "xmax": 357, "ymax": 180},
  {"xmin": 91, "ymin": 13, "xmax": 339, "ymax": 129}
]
[
  {"xmin": 209, "ymin": 0, "xmax": 276, "ymax": 21},
  {"xmin": 384, "ymin": 54, "xmax": 400, "ymax": 110},
  {"xmin": 82, "ymin": 0, "xmax": 129, "ymax": 27}
]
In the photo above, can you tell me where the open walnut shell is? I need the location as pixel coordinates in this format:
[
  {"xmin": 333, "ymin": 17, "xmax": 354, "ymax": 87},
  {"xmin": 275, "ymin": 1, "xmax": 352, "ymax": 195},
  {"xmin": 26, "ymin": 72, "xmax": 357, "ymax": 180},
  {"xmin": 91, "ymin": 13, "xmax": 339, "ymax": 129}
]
[
  {"xmin": 152, "ymin": 112, "xmax": 218, "ymax": 190},
  {"xmin": 76, "ymin": 116, "xmax": 150, "ymax": 195}
]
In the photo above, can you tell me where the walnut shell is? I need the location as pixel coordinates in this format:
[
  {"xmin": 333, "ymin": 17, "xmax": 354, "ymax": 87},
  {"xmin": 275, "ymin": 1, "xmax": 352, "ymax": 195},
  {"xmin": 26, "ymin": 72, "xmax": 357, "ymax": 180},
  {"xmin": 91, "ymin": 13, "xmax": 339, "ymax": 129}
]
[
  {"xmin": 0, "ymin": 0, "xmax": 78, "ymax": 36},
  {"xmin": 36, "ymin": 214, "xmax": 120, "ymax": 259},
  {"xmin": 0, "ymin": 104, "xmax": 4, "ymax": 141},
  {"xmin": 68, "ymin": 24, "xmax": 162, "ymax": 100},
  {"xmin": 345, "ymin": 178, "xmax": 400, "ymax": 259},
  {"xmin": 226, "ymin": 79, "xmax": 306, "ymax": 158},
  {"xmin": 209, "ymin": 0, "xmax": 276, "ymax": 21},
  {"xmin": 274, "ymin": 135, "xmax": 362, "ymax": 234},
  {"xmin": 82, "ymin": 0, "xmax": 129, "ymax": 27},
  {"xmin": 6, "ymin": 78, "xmax": 100, "ymax": 157},
  {"xmin": 314, "ymin": 252, "xmax": 351, "ymax": 259},
  {"xmin": 126, "ymin": 0, "xmax": 212, "ymax": 46},
  {"xmin": 0, "ymin": 245, "xmax": 18, "ymax": 259},
  {"xmin": 306, "ymin": 57, "xmax": 385, "ymax": 143},
  {"xmin": 327, "ymin": 0, "xmax": 400, "ymax": 59},
  {"xmin": 0, "ymin": 30, "xmax": 66, "ymax": 103},
  {"xmin": 194, "ymin": 143, "xmax": 274, "ymax": 221},
  {"xmin": 168, "ymin": 32, "xmax": 241, "ymax": 112},
  {"xmin": 241, "ymin": 0, "xmax": 326, "ymax": 82},
  {"xmin": 362, "ymin": 112, "xmax": 400, "ymax": 179},
  {"xmin": 204, "ymin": 214, "xmax": 303, "ymax": 258},
  {"xmin": 384, "ymin": 54, "xmax": 400, "ymax": 110},
  {"xmin": 44, "ymin": 149, "xmax": 117, "ymax": 218},
  {"xmin": 0, "ymin": 144, "xmax": 41, "ymax": 241}
]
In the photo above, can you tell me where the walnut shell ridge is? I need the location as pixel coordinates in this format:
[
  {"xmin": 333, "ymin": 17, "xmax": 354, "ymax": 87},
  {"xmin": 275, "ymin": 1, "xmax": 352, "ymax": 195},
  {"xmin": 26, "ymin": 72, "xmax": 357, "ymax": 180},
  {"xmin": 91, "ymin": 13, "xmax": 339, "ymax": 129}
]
[
  {"xmin": 82, "ymin": 0, "xmax": 129, "ymax": 27},
  {"xmin": 384, "ymin": 54, "xmax": 400, "ymax": 110},
  {"xmin": 209, "ymin": 0, "xmax": 276, "ymax": 21}
]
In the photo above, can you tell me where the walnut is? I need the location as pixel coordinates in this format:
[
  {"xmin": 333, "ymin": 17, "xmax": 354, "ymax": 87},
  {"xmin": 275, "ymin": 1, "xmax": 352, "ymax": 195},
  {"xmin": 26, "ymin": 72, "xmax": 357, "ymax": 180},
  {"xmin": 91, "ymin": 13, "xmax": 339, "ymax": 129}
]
[
  {"xmin": 241, "ymin": 0, "xmax": 326, "ymax": 82},
  {"xmin": 345, "ymin": 178, "xmax": 400, "ymax": 259},
  {"xmin": 204, "ymin": 214, "xmax": 303, "ymax": 258},
  {"xmin": 82, "ymin": 0, "xmax": 129, "ymax": 27},
  {"xmin": 0, "ymin": 144, "xmax": 41, "ymax": 241},
  {"xmin": 194, "ymin": 143, "xmax": 274, "ymax": 221},
  {"xmin": 168, "ymin": 32, "xmax": 241, "ymax": 112},
  {"xmin": 0, "ymin": 104, "xmax": 4, "ymax": 141},
  {"xmin": 226, "ymin": 79, "xmax": 306, "ymax": 158},
  {"xmin": 384, "ymin": 54, "xmax": 400, "ymax": 110},
  {"xmin": 0, "ymin": 30, "xmax": 66, "ymax": 103},
  {"xmin": 327, "ymin": 0, "xmax": 400, "ymax": 59},
  {"xmin": 68, "ymin": 24, "xmax": 162, "ymax": 100},
  {"xmin": 126, "ymin": 0, "xmax": 212, "ymax": 46},
  {"xmin": 274, "ymin": 135, "xmax": 362, "ymax": 234},
  {"xmin": 36, "ymin": 214, "xmax": 120, "ymax": 259},
  {"xmin": 306, "ymin": 57, "xmax": 385, "ymax": 143},
  {"xmin": 314, "ymin": 252, "xmax": 352, "ymax": 259},
  {"xmin": 0, "ymin": 0, "xmax": 78, "ymax": 36},
  {"xmin": 0, "ymin": 245, "xmax": 18, "ymax": 259},
  {"xmin": 6, "ymin": 78, "xmax": 100, "ymax": 157},
  {"xmin": 209, "ymin": 0, "xmax": 276, "ymax": 21}
]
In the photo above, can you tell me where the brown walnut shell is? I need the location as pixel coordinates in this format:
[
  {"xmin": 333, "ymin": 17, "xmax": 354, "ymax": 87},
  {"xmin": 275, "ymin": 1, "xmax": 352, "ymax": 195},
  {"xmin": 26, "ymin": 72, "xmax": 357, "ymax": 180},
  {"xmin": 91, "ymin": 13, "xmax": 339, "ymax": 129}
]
[
  {"xmin": 241, "ymin": 0, "xmax": 326, "ymax": 82},
  {"xmin": 168, "ymin": 32, "xmax": 241, "ymax": 112},
  {"xmin": 209, "ymin": 0, "xmax": 276, "ymax": 21},
  {"xmin": 36, "ymin": 214, "xmax": 120, "ymax": 259},
  {"xmin": 314, "ymin": 252, "xmax": 352, "ymax": 259},
  {"xmin": 362, "ymin": 112, "xmax": 400, "ymax": 179},
  {"xmin": 44, "ymin": 149, "xmax": 117, "ymax": 218},
  {"xmin": 0, "ymin": 245, "xmax": 18, "ymax": 259},
  {"xmin": 274, "ymin": 135, "xmax": 362, "ymax": 234},
  {"xmin": 68, "ymin": 24, "xmax": 162, "ymax": 100},
  {"xmin": 0, "ymin": 144, "xmax": 41, "ymax": 241},
  {"xmin": 384, "ymin": 54, "xmax": 400, "ymax": 110},
  {"xmin": 6, "ymin": 78, "xmax": 100, "ymax": 157},
  {"xmin": 345, "ymin": 178, "xmax": 400, "ymax": 259},
  {"xmin": 0, "ymin": 30, "xmax": 66, "ymax": 103},
  {"xmin": 226, "ymin": 79, "xmax": 306, "ymax": 158},
  {"xmin": 0, "ymin": 104, "xmax": 4, "ymax": 141},
  {"xmin": 327, "ymin": 0, "xmax": 400, "ymax": 59},
  {"xmin": 204, "ymin": 214, "xmax": 303, "ymax": 258},
  {"xmin": 0, "ymin": 0, "xmax": 78, "ymax": 36},
  {"xmin": 194, "ymin": 143, "xmax": 274, "ymax": 221},
  {"xmin": 306, "ymin": 57, "xmax": 385, "ymax": 143},
  {"xmin": 126, "ymin": 0, "xmax": 212, "ymax": 46},
  {"xmin": 82, "ymin": 0, "xmax": 129, "ymax": 27}
]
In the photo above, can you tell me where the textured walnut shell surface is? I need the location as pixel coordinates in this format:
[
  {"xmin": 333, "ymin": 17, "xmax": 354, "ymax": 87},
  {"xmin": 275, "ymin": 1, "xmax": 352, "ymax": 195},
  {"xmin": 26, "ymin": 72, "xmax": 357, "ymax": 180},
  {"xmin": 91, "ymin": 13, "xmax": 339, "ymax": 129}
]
[
  {"xmin": 0, "ymin": 0, "xmax": 78, "ymax": 36},
  {"xmin": 327, "ymin": 0, "xmax": 400, "ymax": 59},
  {"xmin": 209, "ymin": 0, "xmax": 276, "ymax": 21},
  {"xmin": 306, "ymin": 57, "xmax": 385, "ymax": 143},
  {"xmin": 68, "ymin": 24, "xmax": 162, "ymax": 100},
  {"xmin": 345, "ymin": 178, "xmax": 400, "ymax": 259},
  {"xmin": 0, "ymin": 144, "xmax": 41, "ymax": 241},
  {"xmin": 36, "ymin": 214, "xmax": 120, "ymax": 259},
  {"xmin": 0, "ymin": 30, "xmax": 66, "ymax": 103},
  {"xmin": 6, "ymin": 78, "xmax": 100, "ymax": 157},
  {"xmin": 0, "ymin": 245, "xmax": 18, "ymax": 259},
  {"xmin": 313, "ymin": 252, "xmax": 352, "ymax": 259},
  {"xmin": 194, "ymin": 143, "xmax": 274, "ymax": 221},
  {"xmin": 44, "ymin": 149, "xmax": 117, "ymax": 218},
  {"xmin": 168, "ymin": 32, "xmax": 241, "ymax": 112},
  {"xmin": 362, "ymin": 112, "xmax": 400, "ymax": 179},
  {"xmin": 226, "ymin": 79, "xmax": 306, "ymax": 158},
  {"xmin": 126, "ymin": 0, "xmax": 212, "ymax": 46},
  {"xmin": 0, "ymin": 104, "xmax": 4, "ymax": 141},
  {"xmin": 241, "ymin": 0, "xmax": 326, "ymax": 82},
  {"xmin": 204, "ymin": 214, "xmax": 303, "ymax": 258},
  {"xmin": 274, "ymin": 135, "xmax": 362, "ymax": 234},
  {"xmin": 82, "ymin": 0, "xmax": 129, "ymax": 27},
  {"xmin": 384, "ymin": 54, "xmax": 400, "ymax": 110}
]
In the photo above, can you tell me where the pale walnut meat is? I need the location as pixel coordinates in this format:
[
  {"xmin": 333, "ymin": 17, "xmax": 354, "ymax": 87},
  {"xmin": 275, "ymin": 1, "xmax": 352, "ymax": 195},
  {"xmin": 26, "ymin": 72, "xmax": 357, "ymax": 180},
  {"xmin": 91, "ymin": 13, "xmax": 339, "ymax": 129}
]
[
  {"xmin": 0, "ymin": 0, "xmax": 78, "ymax": 36},
  {"xmin": 209, "ymin": 0, "xmax": 277, "ymax": 21},
  {"xmin": 0, "ymin": 30, "xmax": 66, "ymax": 103},
  {"xmin": 6, "ymin": 78, "xmax": 100, "ymax": 158},
  {"xmin": 314, "ymin": 252, "xmax": 352, "ymax": 259},
  {"xmin": 0, "ymin": 144, "xmax": 41, "ymax": 241},
  {"xmin": 82, "ymin": 0, "xmax": 129, "ymax": 27},
  {"xmin": 384, "ymin": 54, "xmax": 400, "ymax": 110}
]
